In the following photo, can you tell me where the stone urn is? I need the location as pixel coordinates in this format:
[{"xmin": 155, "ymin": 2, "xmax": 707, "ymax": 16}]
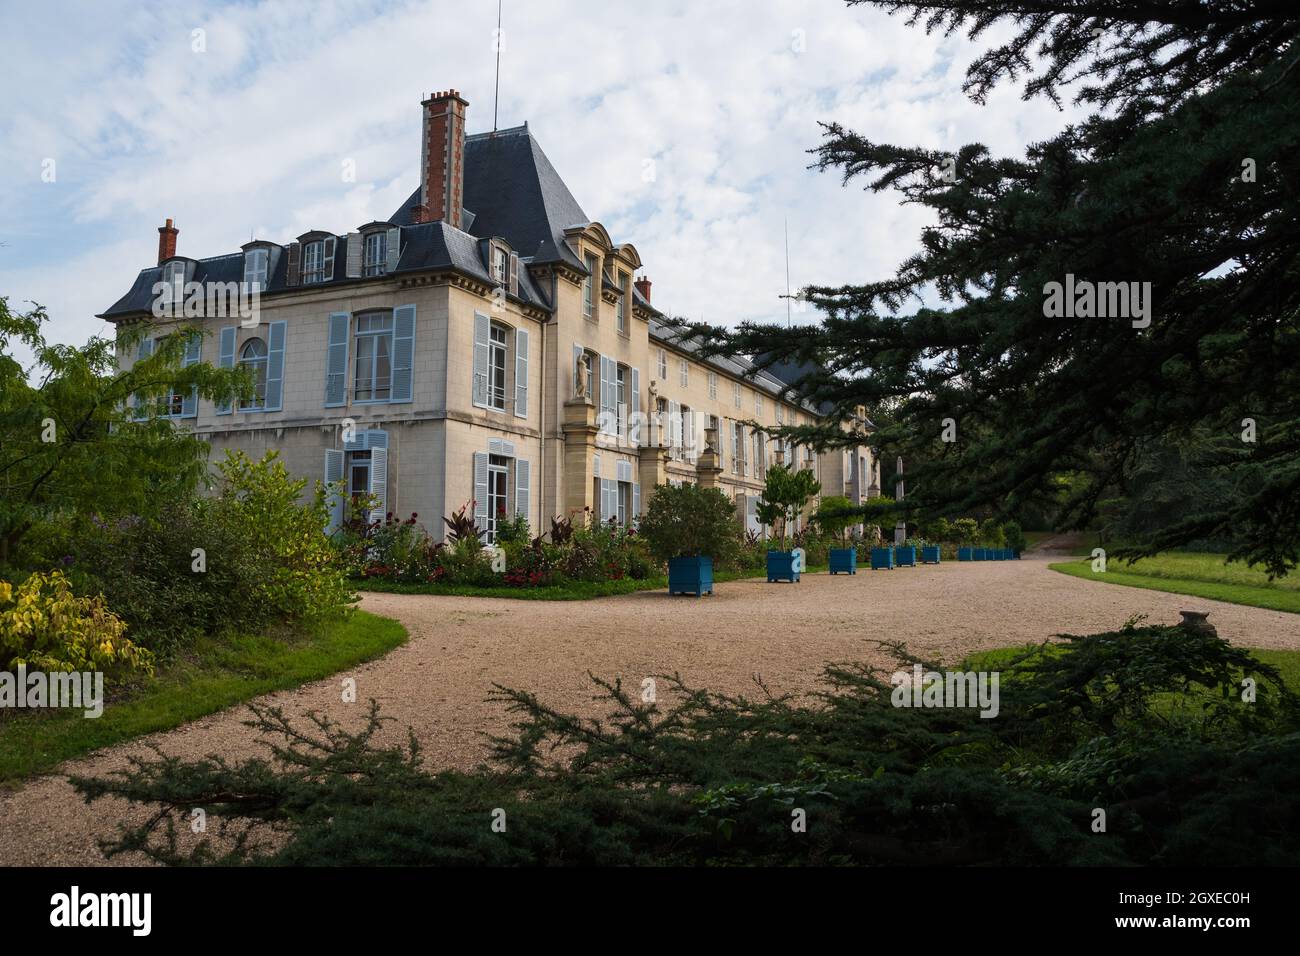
[{"xmin": 1178, "ymin": 610, "xmax": 1217, "ymax": 637}]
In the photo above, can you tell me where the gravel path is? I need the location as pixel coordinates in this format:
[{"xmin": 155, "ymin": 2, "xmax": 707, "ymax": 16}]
[{"xmin": 2, "ymin": 553, "xmax": 1296, "ymax": 866}]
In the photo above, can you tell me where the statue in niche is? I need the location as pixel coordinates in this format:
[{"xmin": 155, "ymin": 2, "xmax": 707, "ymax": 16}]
[{"xmin": 574, "ymin": 352, "xmax": 590, "ymax": 400}]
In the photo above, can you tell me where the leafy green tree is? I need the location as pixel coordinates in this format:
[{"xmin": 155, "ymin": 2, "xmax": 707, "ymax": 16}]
[
  {"xmin": 814, "ymin": 494, "xmax": 857, "ymax": 546},
  {"xmin": 0, "ymin": 298, "xmax": 245, "ymax": 566},
  {"xmin": 756, "ymin": 465, "xmax": 822, "ymax": 550},
  {"xmin": 666, "ymin": 0, "xmax": 1300, "ymax": 576}
]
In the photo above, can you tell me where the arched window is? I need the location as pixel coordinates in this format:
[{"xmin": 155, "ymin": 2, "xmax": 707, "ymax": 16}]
[{"xmin": 239, "ymin": 337, "xmax": 268, "ymax": 409}]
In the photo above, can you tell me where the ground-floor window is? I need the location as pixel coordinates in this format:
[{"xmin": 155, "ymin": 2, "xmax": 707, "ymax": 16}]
[
  {"xmin": 349, "ymin": 450, "xmax": 371, "ymax": 518},
  {"xmin": 486, "ymin": 454, "xmax": 510, "ymax": 542},
  {"xmin": 617, "ymin": 480, "xmax": 630, "ymax": 526}
]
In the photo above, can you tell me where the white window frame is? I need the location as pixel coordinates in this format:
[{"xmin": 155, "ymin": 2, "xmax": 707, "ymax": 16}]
[
  {"xmin": 303, "ymin": 240, "xmax": 326, "ymax": 284},
  {"xmin": 657, "ymin": 349, "xmax": 667, "ymax": 379},
  {"xmin": 243, "ymin": 248, "xmax": 268, "ymax": 290},
  {"xmin": 493, "ymin": 246, "xmax": 508, "ymax": 285},
  {"xmin": 734, "ymin": 382, "xmax": 742, "ymax": 408},
  {"xmin": 363, "ymin": 232, "xmax": 387, "ymax": 277},
  {"xmin": 486, "ymin": 454, "xmax": 510, "ymax": 543},
  {"xmin": 583, "ymin": 254, "xmax": 597, "ymax": 318},
  {"xmin": 708, "ymin": 371, "xmax": 717, "ymax": 400},
  {"xmin": 354, "ymin": 311, "xmax": 394, "ymax": 403},
  {"xmin": 238, "ymin": 336, "xmax": 269, "ymax": 410},
  {"xmin": 679, "ymin": 358, "xmax": 688, "ymax": 388},
  {"xmin": 755, "ymin": 392, "xmax": 763, "ymax": 415},
  {"xmin": 616, "ymin": 271, "xmax": 628, "ymax": 334},
  {"xmin": 488, "ymin": 323, "xmax": 509, "ymax": 411}
]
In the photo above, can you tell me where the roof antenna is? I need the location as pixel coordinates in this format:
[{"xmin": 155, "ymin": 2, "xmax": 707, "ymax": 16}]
[
  {"xmin": 492, "ymin": 0, "xmax": 503, "ymax": 132},
  {"xmin": 778, "ymin": 217, "xmax": 794, "ymax": 327}
]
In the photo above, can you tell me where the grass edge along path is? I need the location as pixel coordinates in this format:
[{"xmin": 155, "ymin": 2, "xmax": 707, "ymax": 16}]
[
  {"xmin": 0, "ymin": 610, "xmax": 407, "ymax": 786},
  {"xmin": 1049, "ymin": 559, "xmax": 1300, "ymax": 615}
]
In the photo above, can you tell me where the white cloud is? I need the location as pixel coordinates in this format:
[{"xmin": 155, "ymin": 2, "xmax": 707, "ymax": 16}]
[{"xmin": 0, "ymin": 0, "xmax": 1084, "ymax": 349}]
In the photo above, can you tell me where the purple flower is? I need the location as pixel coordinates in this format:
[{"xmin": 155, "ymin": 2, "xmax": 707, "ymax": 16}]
[{"xmin": 61, "ymin": 555, "xmax": 74, "ymax": 566}]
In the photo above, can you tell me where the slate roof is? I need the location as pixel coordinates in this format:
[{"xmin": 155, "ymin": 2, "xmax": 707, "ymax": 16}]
[
  {"xmin": 391, "ymin": 124, "xmax": 589, "ymax": 270},
  {"xmin": 97, "ymin": 118, "xmax": 819, "ymax": 413}
]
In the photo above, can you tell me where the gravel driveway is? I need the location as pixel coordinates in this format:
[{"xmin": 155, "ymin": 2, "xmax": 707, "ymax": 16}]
[{"xmin": 2, "ymin": 553, "xmax": 1297, "ymax": 866}]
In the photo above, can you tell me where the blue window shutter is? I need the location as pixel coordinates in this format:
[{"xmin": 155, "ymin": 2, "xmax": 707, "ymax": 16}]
[
  {"xmin": 513, "ymin": 328, "xmax": 529, "ymax": 418},
  {"xmin": 369, "ymin": 447, "xmax": 388, "ymax": 516},
  {"xmin": 473, "ymin": 452, "xmax": 489, "ymax": 540},
  {"xmin": 364, "ymin": 429, "xmax": 388, "ymax": 451},
  {"xmin": 515, "ymin": 458, "xmax": 530, "ymax": 523},
  {"xmin": 132, "ymin": 336, "xmax": 155, "ymax": 420},
  {"xmin": 181, "ymin": 332, "xmax": 201, "ymax": 418},
  {"xmin": 325, "ymin": 312, "xmax": 350, "ymax": 407},
  {"xmin": 632, "ymin": 483, "xmax": 641, "ymax": 526},
  {"xmin": 324, "ymin": 449, "xmax": 345, "ymax": 534},
  {"xmin": 391, "ymin": 304, "xmax": 415, "ymax": 403},
  {"xmin": 264, "ymin": 320, "xmax": 286, "ymax": 411},
  {"xmin": 472, "ymin": 312, "xmax": 490, "ymax": 407},
  {"xmin": 215, "ymin": 326, "xmax": 236, "ymax": 415}
]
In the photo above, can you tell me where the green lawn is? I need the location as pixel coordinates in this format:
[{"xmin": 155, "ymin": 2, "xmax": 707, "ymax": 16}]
[
  {"xmin": 358, "ymin": 564, "xmax": 830, "ymax": 600},
  {"xmin": 1049, "ymin": 551, "xmax": 1300, "ymax": 614},
  {"xmin": 0, "ymin": 610, "xmax": 407, "ymax": 786},
  {"xmin": 964, "ymin": 643, "xmax": 1300, "ymax": 719}
]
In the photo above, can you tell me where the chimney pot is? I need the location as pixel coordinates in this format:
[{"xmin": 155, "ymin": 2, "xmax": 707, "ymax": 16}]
[
  {"xmin": 634, "ymin": 276, "xmax": 652, "ymax": 303},
  {"xmin": 157, "ymin": 218, "xmax": 179, "ymax": 265},
  {"xmin": 420, "ymin": 89, "xmax": 469, "ymax": 230}
]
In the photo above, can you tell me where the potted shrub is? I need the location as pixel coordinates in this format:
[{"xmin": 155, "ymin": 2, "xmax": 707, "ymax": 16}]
[
  {"xmin": 953, "ymin": 517, "xmax": 978, "ymax": 560},
  {"xmin": 815, "ymin": 494, "xmax": 859, "ymax": 575},
  {"xmin": 637, "ymin": 482, "xmax": 737, "ymax": 596},
  {"xmin": 1002, "ymin": 520, "xmax": 1026, "ymax": 559},
  {"xmin": 756, "ymin": 464, "xmax": 821, "ymax": 583}
]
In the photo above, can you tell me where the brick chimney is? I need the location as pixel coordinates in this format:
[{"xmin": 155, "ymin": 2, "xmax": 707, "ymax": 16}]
[
  {"xmin": 634, "ymin": 276, "xmax": 652, "ymax": 303},
  {"xmin": 157, "ymin": 218, "xmax": 178, "ymax": 264},
  {"xmin": 417, "ymin": 90, "xmax": 468, "ymax": 229}
]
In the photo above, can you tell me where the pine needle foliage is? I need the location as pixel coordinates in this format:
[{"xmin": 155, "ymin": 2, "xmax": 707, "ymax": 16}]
[{"xmin": 71, "ymin": 621, "xmax": 1300, "ymax": 866}]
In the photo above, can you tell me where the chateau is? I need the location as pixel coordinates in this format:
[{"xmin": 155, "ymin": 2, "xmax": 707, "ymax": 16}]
[{"xmin": 102, "ymin": 89, "xmax": 879, "ymax": 541}]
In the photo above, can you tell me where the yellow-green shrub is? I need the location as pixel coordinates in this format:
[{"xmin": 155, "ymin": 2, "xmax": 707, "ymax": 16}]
[{"xmin": 0, "ymin": 571, "xmax": 153, "ymax": 674}]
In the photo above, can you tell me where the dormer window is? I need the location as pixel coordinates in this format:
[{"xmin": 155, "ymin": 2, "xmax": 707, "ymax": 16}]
[
  {"xmin": 363, "ymin": 232, "xmax": 387, "ymax": 277},
  {"xmin": 492, "ymin": 246, "xmax": 508, "ymax": 285},
  {"xmin": 616, "ymin": 271, "xmax": 628, "ymax": 334},
  {"xmin": 161, "ymin": 260, "xmax": 184, "ymax": 290},
  {"xmin": 302, "ymin": 237, "xmax": 335, "ymax": 284},
  {"xmin": 243, "ymin": 248, "xmax": 269, "ymax": 290},
  {"xmin": 583, "ymin": 254, "xmax": 598, "ymax": 318}
]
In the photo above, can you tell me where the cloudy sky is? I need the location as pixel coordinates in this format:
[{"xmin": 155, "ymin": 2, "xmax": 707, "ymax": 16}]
[{"xmin": 0, "ymin": 0, "xmax": 1078, "ymax": 350}]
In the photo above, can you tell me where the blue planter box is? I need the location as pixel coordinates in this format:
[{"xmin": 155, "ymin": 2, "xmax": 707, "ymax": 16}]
[
  {"xmin": 828, "ymin": 547, "xmax": 857, "ymax": 575},
  {"xmin": 921, "ymin": 545, "xmax": 941, "ymax": 564},
  {"xmin": 871, "ymin": 546, "xmax": 895, "ymax": 570},
  {"xmin": 1002, "ymin": 548, "xmax": 1014, "ymax": 560},
  {"xmin": 958, "ymin": 547, "xmax": 973, "ymax": 561},
  {"xmin": 896, "ymin": 545, "xmax": 917, "ymax": 567},
  {"xmin": 1013, "ymin": 550, "xmax": 1022, "ymax": 560},
  {"xmin": 974, "ymin": 547, "xmax": 988, "ymax": 561},
  {"xmin": 668, "ymin": 556, "xmax": 713, "ymax": 596},
  {"xmin": 766, "ymin": 550, "xmax": 800, "ymax": 583}
]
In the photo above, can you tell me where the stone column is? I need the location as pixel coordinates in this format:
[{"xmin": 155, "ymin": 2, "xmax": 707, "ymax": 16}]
[
  {"xmin": 695, "ymin": 422, "xmax": 725, "ymax": 489},
  {"xmin": 561, "ymin": 397, "xmax": 597, "ymax": 514}
]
